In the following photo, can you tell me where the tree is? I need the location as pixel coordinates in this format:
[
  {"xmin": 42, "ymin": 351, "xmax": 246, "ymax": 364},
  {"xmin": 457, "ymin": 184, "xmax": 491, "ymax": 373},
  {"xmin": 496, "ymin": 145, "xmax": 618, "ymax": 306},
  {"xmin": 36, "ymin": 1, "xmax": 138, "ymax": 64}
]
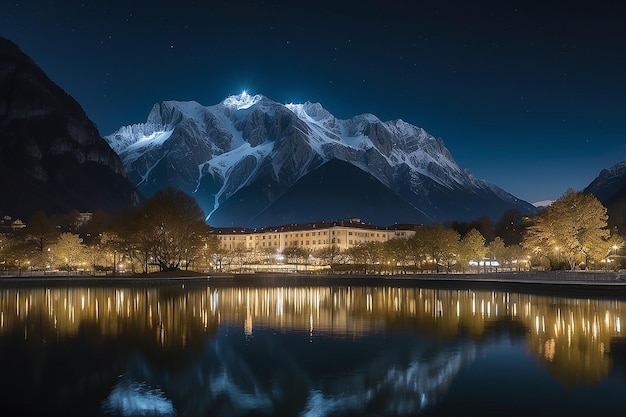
[
  {"xmin": 523, "ymin": 190, "xmax": 609, "ymax": 270},
  {"xmin": 282, "ymin": 245, "xmax": 310, "ymax": 270},
  {"xmin": 0, "ymin": 234, "xmax": 10, "ymax": 268},
  {"xmin": 420, "ymin": 223, "xmax": 459, "ymax": 273},
  {"xmin": 344, "ymin": 242, "xmax": 384, "ymax": 274},
  {"xmin": 140, "ymin": 188, "xmax": 210, "ymax": 271},
  {"xmin": 584, "ymin": 231, "xmax": 625, "ymax": 270},
  {"xmin": 457, "ymin": 228, "xmax": 487, "ymax": 273},
  {"xmin": 506, "ymin": 244, "xmax": 527, "ymax": 271},
  {"xmin": 111, "ymin": 206, "xmax": 153, "ymax": 274},
  {"xmin": 407, "ymin": 232, "xmax": 429, "ymax": 271},
  {"xmin": 25, "ymin": 210, "xmax": 59, "ymax": 269},
  {"xmin": 487, "ymin": 237, "xmax": 507, "ymax": 272},
  {"xmin": 0, "ymin": 233, "xmax": 31, "ymax": 272},
  {"xmin": 383, "ymin": 238, "xmax": 412, "ymax": 273},
  {"xmin": 314, "ymin": 245, "xmax": 341, "ymax": 271},
  {"xmin": 51, "ymin": 233, "xmax": 86, "ymax": 272},
  {"xmin": 199, "ymin": 234, "xmax": 221, "ymax": 272}
]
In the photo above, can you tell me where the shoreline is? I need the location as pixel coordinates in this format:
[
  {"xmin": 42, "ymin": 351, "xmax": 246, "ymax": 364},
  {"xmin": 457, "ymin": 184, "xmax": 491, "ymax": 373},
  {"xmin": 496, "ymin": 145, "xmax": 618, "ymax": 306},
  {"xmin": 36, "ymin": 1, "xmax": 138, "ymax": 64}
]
[{"xmin": 2, "ymin": 271, "xmax": 626, "ymax": 298}]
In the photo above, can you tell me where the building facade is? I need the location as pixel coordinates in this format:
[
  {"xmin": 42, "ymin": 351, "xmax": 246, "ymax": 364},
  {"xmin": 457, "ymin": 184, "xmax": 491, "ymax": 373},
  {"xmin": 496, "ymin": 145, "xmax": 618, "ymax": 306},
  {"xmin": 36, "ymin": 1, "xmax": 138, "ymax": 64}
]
[{"xmin": 211, "ymin": 218, "xmax": 418, "ymax": 253}]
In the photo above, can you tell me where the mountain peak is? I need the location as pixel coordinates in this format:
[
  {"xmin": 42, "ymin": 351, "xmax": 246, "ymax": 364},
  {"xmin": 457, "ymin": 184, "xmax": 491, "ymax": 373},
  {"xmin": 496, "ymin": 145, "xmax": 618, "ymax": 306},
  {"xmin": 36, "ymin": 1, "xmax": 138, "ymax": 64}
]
[{"xmin": 222, "ymin": 92, "xmax": 263, "ymax": 110}]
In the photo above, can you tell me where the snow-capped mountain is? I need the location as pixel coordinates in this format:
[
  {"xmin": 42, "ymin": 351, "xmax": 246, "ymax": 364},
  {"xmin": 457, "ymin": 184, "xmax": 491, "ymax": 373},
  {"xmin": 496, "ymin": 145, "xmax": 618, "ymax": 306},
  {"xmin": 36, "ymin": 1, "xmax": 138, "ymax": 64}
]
[{"xmin": 105, "ymin": 92, "xmax": 536, "ymax": 226}]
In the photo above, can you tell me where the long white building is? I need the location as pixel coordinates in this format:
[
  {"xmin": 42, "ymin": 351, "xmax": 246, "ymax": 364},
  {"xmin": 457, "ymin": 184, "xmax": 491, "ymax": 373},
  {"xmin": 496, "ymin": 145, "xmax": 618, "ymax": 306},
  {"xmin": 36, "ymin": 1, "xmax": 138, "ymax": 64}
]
[{"xmin": 211, "ymin": 218, "xmax": 419, "ymax": 253}]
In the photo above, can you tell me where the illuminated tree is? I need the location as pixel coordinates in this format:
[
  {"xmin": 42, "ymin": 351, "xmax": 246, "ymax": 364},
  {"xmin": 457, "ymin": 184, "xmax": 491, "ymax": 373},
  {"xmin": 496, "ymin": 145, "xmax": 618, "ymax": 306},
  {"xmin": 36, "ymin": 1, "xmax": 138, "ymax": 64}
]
[
  {"xmin": 345, "ymin": 241, "xmax": 384, "ymax": 273},
  {"xmin": 505, "ymin": 244, "xmax": 527, "ymax": 271},
  {"xmin": 457, "ymin": 228, "xmax": 487, "ymax": 273},
  {"xmin": 585, "ymin": 232, "xmax": 625, "ymax": 270},
  {"xmin": 383, "ymin": 238, "xmax": 412, "ymax": 273},
  {"xmin": 0, "ymin": 234, "xmax": 32, "ymax": 272},
  {"xmin": 198, "ymin": 234, "xmax": 221, "ymax": 272},
  {"xmin": 282, "ymin": 245, "xmax": 310, "ymax": 268},
  {"xmin": 314, "ymin": 245, "xmax": 341, "ymax": 271},
  {"xmin": 0, "ymin": 234, "xmax": 9, "ymax": 268},
  {"xmin": 523, "ymin": 190, "xmax": 609, "ymax": 270},
  {"xmin": 487, "ymin": 237, "xmax": 507, "ymax": 272},
  {"xmin": 420, "ymin": 223, "xmax": 459, "ymax": 273},
  {"xmin": 406, "ymin": 232, "xmax": 429, "ymax": 271},
  {"xmin": 51, "ymin": 233, "xmax": 87, "ymax": 272}
]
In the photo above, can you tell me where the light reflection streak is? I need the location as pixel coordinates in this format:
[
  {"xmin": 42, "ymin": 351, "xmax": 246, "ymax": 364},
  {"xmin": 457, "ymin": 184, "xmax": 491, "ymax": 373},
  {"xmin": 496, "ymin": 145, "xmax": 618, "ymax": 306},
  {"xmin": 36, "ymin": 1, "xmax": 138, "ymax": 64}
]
[{"xmin": 0, "ymin": 286, "xmax": 623, "ymax": 383}]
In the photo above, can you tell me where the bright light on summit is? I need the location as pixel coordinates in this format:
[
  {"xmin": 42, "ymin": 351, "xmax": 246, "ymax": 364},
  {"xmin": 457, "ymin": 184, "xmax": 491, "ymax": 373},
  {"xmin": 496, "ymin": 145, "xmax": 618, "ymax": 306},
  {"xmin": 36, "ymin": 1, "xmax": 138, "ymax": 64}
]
[{"xmin": 223, "ymin": 91, "xmax": 261, "ymax": 110}]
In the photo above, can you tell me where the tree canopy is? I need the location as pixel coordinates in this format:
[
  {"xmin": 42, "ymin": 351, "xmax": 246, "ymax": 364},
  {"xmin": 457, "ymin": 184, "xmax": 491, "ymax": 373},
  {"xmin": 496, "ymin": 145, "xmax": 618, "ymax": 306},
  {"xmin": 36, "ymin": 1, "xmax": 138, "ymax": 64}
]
[
  {"xmin": 139, "ymin": 187, "xmax": 211, "ymax": 271},
  {"xmin": 523, "ymin": 190, "xmax": 610, "ymax": 270}
]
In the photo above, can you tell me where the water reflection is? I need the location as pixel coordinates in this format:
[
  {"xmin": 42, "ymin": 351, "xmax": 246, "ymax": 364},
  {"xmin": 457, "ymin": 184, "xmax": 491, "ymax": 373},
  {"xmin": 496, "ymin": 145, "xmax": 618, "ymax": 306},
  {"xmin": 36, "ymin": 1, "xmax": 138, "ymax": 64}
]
[{"xmin": 0, "ymin": 285, "xmax": 624, "ymax": 416}]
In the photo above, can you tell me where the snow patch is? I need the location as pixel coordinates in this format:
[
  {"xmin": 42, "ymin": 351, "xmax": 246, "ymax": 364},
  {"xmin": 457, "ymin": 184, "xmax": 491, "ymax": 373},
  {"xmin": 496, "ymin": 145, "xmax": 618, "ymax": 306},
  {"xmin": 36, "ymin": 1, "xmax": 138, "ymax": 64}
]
[
  {"xmin": 127, "ymin": 129, "xmax": 173, "ymax": 151},
  {"xmin": 205, "ymin": 141, "xmax": 275, "ymax": 220},
  {"xmin": 533, "ymin": 200, "xmax": 553, "ymax": 208}
]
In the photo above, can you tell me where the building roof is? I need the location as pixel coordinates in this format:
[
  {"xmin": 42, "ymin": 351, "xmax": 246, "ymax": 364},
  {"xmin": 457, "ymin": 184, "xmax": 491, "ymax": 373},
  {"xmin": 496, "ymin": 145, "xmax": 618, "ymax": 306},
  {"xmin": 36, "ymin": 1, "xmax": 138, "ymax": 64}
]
[{"xmin": 209, "ymin": 218, "xmax": 421, "ymax": 235}]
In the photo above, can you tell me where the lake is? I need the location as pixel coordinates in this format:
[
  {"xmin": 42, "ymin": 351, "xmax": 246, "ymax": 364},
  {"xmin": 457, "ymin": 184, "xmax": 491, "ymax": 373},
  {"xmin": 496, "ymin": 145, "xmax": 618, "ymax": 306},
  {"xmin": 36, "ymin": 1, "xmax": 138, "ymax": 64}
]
[{"xmin": 1, "ymin": 282, "xmax": 625, "ymax": 416}]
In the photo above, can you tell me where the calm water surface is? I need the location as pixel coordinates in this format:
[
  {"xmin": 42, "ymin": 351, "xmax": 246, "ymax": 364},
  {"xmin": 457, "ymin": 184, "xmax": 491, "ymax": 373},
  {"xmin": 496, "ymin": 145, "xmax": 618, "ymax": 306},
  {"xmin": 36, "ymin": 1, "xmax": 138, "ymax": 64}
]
[{"xmin": 1, "ymin": 284, "xmax": 625, "ymax": 416}]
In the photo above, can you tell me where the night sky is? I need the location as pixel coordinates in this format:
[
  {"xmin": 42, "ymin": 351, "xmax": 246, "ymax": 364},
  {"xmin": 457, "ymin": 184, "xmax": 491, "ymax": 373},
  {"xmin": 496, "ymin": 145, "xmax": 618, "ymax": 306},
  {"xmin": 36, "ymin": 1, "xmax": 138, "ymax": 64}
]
[{"xmin": 2, "ymin": 1, "xmax": 625, "ymax": 204}]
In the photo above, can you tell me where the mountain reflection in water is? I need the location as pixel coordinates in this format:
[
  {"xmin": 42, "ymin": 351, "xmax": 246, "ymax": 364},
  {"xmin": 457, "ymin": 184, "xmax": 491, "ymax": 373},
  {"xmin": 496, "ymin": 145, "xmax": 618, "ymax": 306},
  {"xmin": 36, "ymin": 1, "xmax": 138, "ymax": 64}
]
[{"xmin": 0, "ymin": 285, "xmax": 624, "ymax": 416}]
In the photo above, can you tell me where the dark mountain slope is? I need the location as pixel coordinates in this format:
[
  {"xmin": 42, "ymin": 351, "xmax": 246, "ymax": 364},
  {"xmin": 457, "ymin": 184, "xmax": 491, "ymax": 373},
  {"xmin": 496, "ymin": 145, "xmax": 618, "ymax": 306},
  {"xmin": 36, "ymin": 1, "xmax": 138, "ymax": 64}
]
[
  {"xmin": 0, "ymin": 37, "xmax": 141, "ymax": 219},
  {"xmin": 584, "ymin": 158, "xmax": 626, "ymax": 230},
  {"xmin": 209, "ymin": 158, "xmax": 430, "ymax": 227}
]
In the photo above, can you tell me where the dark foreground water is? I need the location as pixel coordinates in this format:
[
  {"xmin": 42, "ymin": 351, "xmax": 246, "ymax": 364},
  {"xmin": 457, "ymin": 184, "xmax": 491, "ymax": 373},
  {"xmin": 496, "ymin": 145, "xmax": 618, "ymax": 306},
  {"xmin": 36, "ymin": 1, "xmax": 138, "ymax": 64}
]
[{"xmin": 1, "ymin": 284, "xmax": 625, "ymax": 416}]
